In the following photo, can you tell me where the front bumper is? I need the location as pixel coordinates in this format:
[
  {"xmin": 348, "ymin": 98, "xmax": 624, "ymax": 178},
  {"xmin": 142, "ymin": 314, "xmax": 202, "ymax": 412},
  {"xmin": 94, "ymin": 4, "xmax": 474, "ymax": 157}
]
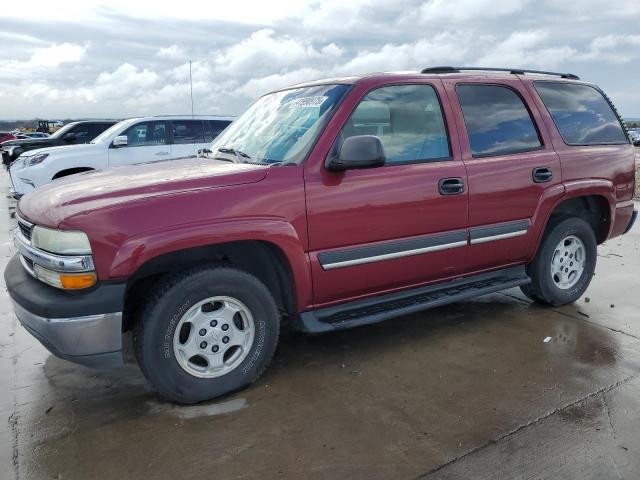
[{"xmin": 5, "ymin": 254, "xmax": 126, "ymax": 368}]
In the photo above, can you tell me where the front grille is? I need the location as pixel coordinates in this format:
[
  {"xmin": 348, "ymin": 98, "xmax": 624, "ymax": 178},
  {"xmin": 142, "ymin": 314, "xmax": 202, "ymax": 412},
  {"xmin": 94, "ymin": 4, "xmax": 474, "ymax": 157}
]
[{"xmin": 17, "ymin": 217, "xmax": 33, "ymax": 241}]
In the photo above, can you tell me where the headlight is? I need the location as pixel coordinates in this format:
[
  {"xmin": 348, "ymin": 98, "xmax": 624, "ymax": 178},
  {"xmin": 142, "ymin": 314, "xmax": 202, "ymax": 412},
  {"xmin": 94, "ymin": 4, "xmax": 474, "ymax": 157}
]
[
  {"xmin": 26, "ymin": 153, "xmax": 48, "ymax": 166},
  {"xmin": 31, "ymin": 226, "xmax": 92, "ymax": 255}
]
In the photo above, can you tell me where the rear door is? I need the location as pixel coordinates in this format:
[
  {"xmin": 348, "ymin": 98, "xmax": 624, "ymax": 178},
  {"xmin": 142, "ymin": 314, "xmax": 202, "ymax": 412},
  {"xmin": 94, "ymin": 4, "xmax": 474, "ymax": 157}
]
[
  {"xmin": 304, "ymin": 81, "xmax": 469, "ymax": 307},
  {"xmin": 107, "ymin": 120, "xmax": 169, "ymax": 167},
  {"xmin": 170, "ymin": 119, "xmax": 205, "ymax": 159},
  {"xmin": 441, "ymin": 77, "xmax": 562, "ymax": 273}
]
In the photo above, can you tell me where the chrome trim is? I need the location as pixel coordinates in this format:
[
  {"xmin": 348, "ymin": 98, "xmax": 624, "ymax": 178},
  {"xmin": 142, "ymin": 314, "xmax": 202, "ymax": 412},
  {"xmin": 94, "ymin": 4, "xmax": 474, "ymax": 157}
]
[
  {"xmin": 322, "ymin": 240, "xmax": 468, "ymax": 270},
  {"xmin": 470, "ymin": 229, "xmax": 528, "ymax": 245},
  {"xmin": 19, "ymin": 254, "xmax": 36, "ymax": 277},
  {"xmin": 13, "ymin": 228, "xmax": 95, "ymax": 273},
  {"xmin": 16, "ymin": 213, "xmax": 34, "ymax": 230}
]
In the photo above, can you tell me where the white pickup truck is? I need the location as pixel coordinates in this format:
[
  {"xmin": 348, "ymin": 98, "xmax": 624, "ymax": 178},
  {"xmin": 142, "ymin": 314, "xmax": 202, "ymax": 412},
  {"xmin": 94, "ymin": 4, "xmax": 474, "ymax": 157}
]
[{"xmin": 9, "ymin": 115, "xmax": 233, "ymax": 198}]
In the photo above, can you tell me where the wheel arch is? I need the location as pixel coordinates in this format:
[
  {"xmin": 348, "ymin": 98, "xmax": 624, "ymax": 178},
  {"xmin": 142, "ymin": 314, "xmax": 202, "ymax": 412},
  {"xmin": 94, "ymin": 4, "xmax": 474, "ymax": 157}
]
[
  {"xmin": 529, "ymin": 181, "xmax": 614, "ymax": 262},
  {"xmin": 52, "ymin": 167, "xmax": 95, "ymax": 180},
  {"xmin": 121, "ymin": 238, "xmax": 305, "ymax": 331}
]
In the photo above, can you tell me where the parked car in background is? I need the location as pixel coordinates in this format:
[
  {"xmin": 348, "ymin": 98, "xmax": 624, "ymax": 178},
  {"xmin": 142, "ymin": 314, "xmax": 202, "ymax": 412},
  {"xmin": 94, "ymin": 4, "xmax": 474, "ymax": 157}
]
[
  {"xmin": 8, "ymin": 115, "xmax": 233, "ymax": 197},
  {"xmin": 21, "ymin": 132, "xmax": 51, "ymax": 139},
  {"xmin": 1, "ymin": 120, "xmax": 117, "ymax": 167},
  {"xmin": 0, "ymin": 132, "xmax": 16, "ymax": 143},
  {"xmin": 5, "ymin": 67, "xmax": 636, "ymax": 403}
]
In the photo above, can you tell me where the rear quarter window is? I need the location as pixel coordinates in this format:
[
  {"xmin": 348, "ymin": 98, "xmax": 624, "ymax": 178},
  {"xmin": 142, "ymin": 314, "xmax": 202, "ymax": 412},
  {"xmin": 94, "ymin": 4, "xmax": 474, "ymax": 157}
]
[{"xmin": 534, "ymin": 82, "xmax": 628, "ymax": 145}]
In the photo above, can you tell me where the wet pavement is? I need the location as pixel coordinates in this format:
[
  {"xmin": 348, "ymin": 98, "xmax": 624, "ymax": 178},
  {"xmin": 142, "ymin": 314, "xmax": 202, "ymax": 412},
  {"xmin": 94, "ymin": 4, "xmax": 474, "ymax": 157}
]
[{"xmin": 0, "ymin": 171, "xmax": 639, "ymax": 480}]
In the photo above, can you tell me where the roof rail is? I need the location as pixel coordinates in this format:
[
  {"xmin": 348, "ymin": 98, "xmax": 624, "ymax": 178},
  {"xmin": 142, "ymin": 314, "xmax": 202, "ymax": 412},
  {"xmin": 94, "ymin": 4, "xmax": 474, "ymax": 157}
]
[{"xmin": 420, "ymin": 66, "xmax": 580, "ymax": 80}]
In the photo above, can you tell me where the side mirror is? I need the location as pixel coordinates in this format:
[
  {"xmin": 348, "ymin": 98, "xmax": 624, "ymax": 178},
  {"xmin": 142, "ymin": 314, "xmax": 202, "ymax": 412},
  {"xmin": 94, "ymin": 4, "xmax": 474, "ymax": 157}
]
[
  {"xmin": 63, "ymin": 132, "xmax": 76, "ymax": 142},
  {"xmin": 327, "ymin": 135, "xmax": 385, "ymax": 171},
  {"xmin": 633, "ymin": 139, "xmax": 640, "ymax": 147},
  {"xmin": 112, "ymin": 135, "xmax": 128, "ymax": 148}
]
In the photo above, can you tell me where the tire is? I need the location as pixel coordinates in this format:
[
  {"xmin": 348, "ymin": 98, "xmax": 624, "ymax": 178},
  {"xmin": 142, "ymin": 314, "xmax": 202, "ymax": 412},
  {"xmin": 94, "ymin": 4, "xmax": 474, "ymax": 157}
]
[
  {"xmin": 521, "ymin": 216, "xmax": 597, "ymax": 306},
  {"xmin": 134, "ymin": 266, "xmax": 280, "ymax": 404}
]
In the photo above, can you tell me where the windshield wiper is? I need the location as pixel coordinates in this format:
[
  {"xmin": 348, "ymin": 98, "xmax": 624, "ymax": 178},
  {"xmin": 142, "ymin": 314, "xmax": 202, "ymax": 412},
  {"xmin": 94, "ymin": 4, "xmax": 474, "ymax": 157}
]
[{"xmin": 217, "ymin": 147, "xmax": 252, "ymax": 163}]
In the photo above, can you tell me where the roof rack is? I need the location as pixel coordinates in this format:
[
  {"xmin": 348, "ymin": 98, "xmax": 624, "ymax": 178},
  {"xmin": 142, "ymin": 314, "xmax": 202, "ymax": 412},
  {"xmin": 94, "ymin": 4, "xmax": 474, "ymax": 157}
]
[{"xmin": 420, "ymin": 66, "xmax": 579, "ymax": 80}]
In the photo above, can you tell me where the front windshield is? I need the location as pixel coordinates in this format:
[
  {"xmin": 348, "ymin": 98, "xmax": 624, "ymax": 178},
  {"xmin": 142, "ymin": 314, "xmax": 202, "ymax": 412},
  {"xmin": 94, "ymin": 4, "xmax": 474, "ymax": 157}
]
[
  {"xmin": 50, "ymin": 123, "xmax": 77, "ymax": 139},
  {"xmin": 208, "ymin": 84, "xmax": 350, "ymax": 164},
  {"xmin": 91, "ymin": 120, "xmax": 131, "ymax": 144}
]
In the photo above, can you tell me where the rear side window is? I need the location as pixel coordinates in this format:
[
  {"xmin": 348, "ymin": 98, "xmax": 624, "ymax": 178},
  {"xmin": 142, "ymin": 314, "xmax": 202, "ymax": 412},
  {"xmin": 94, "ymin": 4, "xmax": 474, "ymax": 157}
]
[
  {"xmin": 456, "ymin": 84, "xmax": 542, "ymax": 157},
  {"xmin": 341, "ymin": 84, "xmax": 450, "ymax": 165},
  {"xmin": 172, "ymin": 120, "xmax": 205, "ymax": 144},
  {"xmin": 534, "ymin": 82, "xmax": 628, "ymax": 145},
  {"xmin": 204, "ymin": 120, "xmax": 230, "ymax": 142}
]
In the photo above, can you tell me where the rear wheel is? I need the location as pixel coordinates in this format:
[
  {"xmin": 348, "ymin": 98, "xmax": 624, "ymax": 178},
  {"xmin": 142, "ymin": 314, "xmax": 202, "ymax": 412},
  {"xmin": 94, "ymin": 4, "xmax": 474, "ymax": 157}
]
[
  {"xmin": 134, "ymin": 266, "xmax": 280, "ymax": 404},
  {"xmin": 521, "ymin": 217, "xmax": 597, "ymax": 306}
]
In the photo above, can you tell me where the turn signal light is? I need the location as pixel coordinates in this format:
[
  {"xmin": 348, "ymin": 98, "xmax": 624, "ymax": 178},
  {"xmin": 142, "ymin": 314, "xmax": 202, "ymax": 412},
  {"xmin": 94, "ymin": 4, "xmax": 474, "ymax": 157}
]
[
  {"xmin": 60, "ymin": 273, "xmax": 97, "ymax": 290},
  {"xmin": 33, "ymin": 264, "xmax": 97, "ymax": 290}
]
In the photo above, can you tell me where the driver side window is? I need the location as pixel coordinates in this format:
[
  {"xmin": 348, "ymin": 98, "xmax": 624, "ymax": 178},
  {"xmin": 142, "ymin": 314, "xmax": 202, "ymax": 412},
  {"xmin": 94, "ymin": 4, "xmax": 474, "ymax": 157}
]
[
  {"xmin": 341, "ymin": 84, "xmax": 450, "ymax": 165},
  {"xmin": 123, "ymin": 121, "xmax": 167, "ymax": 147}
]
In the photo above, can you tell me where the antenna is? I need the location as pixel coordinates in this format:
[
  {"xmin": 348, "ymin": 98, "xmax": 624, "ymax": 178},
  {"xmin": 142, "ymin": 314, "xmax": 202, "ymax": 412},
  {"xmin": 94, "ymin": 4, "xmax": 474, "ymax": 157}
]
[{"xmin": 189, "ymin": 60, "xmax": 194, "ymax": 117}]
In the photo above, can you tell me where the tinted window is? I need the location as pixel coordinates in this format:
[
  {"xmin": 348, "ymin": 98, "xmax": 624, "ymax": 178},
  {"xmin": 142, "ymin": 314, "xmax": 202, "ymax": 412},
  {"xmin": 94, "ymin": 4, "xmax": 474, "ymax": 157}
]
[
  {"xmin": 341, "ymin": 84, "xmax": 450, "ymax": 164},
  {"xmin": 123, "ymin": 121, "xmax": 167, "ymax": 146},
  {"xmin": 172, "ymin": 120, "xmax": 205, "ymax": 144},
  {"xmin": 534, "ymin": 82, "xmax": 627, "ymax": 145},
  {"xmin": 204, "ymin": 120, "xmax": 231, "ymax": 142},
  {"xmin": 69, "ymin": 124, "xmax": 92, "ymax": 143},
  {"xmin": 456, "ymin": 84, "xmax": 541, "ymax": 157}
]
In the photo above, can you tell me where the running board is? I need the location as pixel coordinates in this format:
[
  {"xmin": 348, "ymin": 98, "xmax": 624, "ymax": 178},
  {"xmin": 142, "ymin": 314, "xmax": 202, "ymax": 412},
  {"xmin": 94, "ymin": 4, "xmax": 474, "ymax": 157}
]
[{"xmin": 294, "ymin": 266, "xmax": 530, "ymax": 333}]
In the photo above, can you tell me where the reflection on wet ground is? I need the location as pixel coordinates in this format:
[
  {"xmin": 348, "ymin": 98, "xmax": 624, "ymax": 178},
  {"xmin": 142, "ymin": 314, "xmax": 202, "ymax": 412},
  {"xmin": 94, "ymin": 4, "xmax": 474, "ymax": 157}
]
[{"xmin": 1, "ymin": 173, "xmax": 639, "ymax": 479}]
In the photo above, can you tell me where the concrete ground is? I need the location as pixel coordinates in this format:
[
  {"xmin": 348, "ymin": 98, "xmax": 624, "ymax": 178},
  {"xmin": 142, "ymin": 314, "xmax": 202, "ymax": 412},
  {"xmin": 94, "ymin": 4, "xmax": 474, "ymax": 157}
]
[{"xmin": 1, "ymin": 176, "xmax": 639, "ymax": 480}]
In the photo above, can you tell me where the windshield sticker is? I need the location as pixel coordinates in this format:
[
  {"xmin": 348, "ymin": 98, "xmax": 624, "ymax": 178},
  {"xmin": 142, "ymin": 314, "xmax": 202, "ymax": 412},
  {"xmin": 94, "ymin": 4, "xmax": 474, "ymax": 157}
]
[{"xmin": 285, "ymin": 96, "xmax": 328, "ymax": 108}]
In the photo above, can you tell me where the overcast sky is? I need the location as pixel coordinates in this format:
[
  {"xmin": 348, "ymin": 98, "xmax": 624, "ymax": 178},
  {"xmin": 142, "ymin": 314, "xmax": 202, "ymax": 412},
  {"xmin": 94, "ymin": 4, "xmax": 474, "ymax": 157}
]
[{"xmin": 1, "ymin": 0, "xmax": 639, "ymax": 120}]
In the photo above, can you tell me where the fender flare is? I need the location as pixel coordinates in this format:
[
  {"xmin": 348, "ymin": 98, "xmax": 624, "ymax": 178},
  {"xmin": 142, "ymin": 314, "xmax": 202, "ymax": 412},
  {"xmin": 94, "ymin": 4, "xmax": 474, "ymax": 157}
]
[
  {"xmin": 527, "ymin": 179, "xmax": 615, "ymax": 262},
  {"xmin": 109, "ymin": 217, "xmax": 312, "ymax": 311}
]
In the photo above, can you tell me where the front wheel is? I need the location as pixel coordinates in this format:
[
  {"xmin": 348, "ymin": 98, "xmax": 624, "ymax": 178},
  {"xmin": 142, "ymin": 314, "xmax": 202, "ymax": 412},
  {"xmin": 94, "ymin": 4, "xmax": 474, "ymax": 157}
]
[
  {"xmin": 521, "ymin": 217, "xmax": 597, "ymax": 306},
  {"xmin": 134, "ymin": 266, "xmax": 280, "ymax": 404}
]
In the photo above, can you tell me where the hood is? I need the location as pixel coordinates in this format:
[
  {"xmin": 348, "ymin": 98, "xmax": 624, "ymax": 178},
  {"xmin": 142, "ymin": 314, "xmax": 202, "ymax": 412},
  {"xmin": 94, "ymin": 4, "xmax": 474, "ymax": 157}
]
[
  {"xmin": 1, "ymin": 137, "xmax": 55, "ymax": 149},
  {"xmin": 18, "ymin": 157, "xmax": 269, "ymax": 227},
  {"xmin": 18, "ymin": 142, "xmax": 98, "ymax": 157}
]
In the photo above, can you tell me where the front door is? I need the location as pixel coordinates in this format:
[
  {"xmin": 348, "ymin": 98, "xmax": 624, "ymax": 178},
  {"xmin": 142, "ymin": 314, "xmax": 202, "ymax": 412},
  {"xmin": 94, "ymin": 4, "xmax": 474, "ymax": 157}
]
[
  {"xmin": 108, "ymin": 120, "xmax": 170, "ymax": 167},
  {"xmin": 441, "ymin": 77, "xmax": 562, "ymax": 274},
  {"xmin": 304, "ymin": 81, "xmax": 469, "ymax": 307}
]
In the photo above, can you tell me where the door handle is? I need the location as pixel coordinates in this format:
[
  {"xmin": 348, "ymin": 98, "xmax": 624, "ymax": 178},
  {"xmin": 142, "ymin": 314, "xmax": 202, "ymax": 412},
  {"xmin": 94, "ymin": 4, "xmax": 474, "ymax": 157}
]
[
  {"xmin": 438, "ymin": 177, "xmax": 465, "ymax": 195},
  {"xmin": 532, "ymin": 167, "xmax": 553, "ymax": 183},
  {"xmin": 155, "ymin": 151, "xmax": 169, "ymax": 156}
]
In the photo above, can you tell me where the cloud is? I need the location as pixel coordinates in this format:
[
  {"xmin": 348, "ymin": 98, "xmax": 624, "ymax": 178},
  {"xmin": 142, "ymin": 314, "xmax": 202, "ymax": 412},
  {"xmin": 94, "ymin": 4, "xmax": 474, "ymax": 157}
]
[
  {"xmin": 476, "ymin": 30, "xmax": 576, "ymax": 68},
  {"xmin": 421, "ymin": 0, "xmax": 529, "ymax": 21},
  {"xmin": 157, "ymin": 45, "xmax": 186, "ymax": 60},
  {"xmin": 336, "ymin": 32, "xmax": 469, "ymax": 73},
  {"xmin": 579, "ymin": 34, "xmax": 640, "ymax": 63},
  {"xmin": 0, "ymin": 0, "xmax": 640, "ymax": 118},
  {"xmin": 213, "ymin": 29, "xmax": 342, "ymax": 76}
]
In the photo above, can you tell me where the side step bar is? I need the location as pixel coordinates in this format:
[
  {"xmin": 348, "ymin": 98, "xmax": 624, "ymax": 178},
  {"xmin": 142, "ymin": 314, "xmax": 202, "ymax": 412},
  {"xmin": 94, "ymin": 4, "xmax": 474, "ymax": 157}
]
[{"xmin": 294, "ymin": 266, "xmax": 530, "ymax": 333}]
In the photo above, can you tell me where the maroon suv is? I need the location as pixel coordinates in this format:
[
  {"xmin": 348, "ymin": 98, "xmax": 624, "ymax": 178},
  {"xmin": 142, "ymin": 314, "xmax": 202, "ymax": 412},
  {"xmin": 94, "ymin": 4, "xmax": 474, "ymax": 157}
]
[{"xmin": 6, "ymin": 67, "xmax": 637, "ymax": 403}]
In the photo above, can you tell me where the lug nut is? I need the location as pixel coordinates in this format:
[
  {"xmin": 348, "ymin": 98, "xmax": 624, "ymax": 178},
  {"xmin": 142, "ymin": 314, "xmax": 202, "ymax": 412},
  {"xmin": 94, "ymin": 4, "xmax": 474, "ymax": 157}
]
[
  {"xmin": 199, "ymin": 329, "xmax": 207, "ymax": 336},
  {"xmin": 222, "ymin": 324, "xmax": 229, "ymax": 331},
  {"xmin": 223, "ymin": 336, "xmax": 230, "ymax": 344},
  {"xmin": 200, "ymin": 341, "xmax": 207, "ymax": 349},
  {"xmin": 211, "ymin": 345, "xmax": 219, "ymax": 353},
  {"xmin": 210, "ymin": 320, "xmax": 217, "ymax": 327}
]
